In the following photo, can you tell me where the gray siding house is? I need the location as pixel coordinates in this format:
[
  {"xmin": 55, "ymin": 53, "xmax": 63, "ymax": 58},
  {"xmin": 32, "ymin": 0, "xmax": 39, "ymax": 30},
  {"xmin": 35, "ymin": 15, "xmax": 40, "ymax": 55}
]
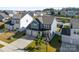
[{"xmin": 26, "ymin": 15, "xmax": 54, "ymax": 37}]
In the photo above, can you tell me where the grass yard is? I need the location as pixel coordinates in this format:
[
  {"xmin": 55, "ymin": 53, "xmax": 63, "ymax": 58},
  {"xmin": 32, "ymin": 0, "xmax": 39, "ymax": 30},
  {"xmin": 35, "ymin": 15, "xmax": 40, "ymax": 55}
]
[
  {"xmin": 25, "ymin": 40, "xmax": 56, "ymax": 52},
  {"xmin": 63, "ymin": 25, "xmax": 70, "ymax": 29},
  {"xmin": 49, "ymin": 34, "xmax": 62, "ymax": 52},
  {"xmin": 0, "ymin": 32, "xmax": 16, "ymax": 43},
  {"xmin": 57, "ymin": 17, "xmax": 70, "ymax": 23},
  {"xmin": 0, "ymin": 44, "xmax": 4, "ymax": 48}
]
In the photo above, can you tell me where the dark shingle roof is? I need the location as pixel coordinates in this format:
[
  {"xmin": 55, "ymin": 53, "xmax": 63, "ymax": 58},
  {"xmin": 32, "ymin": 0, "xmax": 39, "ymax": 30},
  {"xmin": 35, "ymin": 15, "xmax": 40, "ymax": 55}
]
[
  {"xmin": 0, "ymin": 15, "xmax": 4, "ymax": 20},
  {"xmin": 0, "ymin": 13, "xmax": 9, "ymax": 19}
]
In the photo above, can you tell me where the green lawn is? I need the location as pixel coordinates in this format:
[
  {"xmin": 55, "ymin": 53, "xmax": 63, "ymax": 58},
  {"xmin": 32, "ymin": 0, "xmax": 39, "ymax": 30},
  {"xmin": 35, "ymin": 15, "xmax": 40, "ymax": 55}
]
[
  {"xmin": 25, "ymin": 40, "xmax": 56, "ymax": 52},
  {"xmin": 63, "ymin": 25, "xmax": 70, "ymax": 29},
  {"xmin": 60, "ymin": 17, "xmax": 70, "ymax": 23},
  {"xmin": 49, "ymin": 34, "xmax": 62, "ymax": 52},
  {"xmin": 73, "ymin": 16, "xmax": 79, "ymax": 18}
]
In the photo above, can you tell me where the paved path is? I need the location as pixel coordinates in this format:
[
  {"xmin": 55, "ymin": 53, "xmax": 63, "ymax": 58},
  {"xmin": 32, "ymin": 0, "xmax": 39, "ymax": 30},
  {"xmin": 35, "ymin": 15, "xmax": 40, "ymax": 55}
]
[{"xmin": 0, "ymin": 35, "xmax": 35, "ymax": 52}]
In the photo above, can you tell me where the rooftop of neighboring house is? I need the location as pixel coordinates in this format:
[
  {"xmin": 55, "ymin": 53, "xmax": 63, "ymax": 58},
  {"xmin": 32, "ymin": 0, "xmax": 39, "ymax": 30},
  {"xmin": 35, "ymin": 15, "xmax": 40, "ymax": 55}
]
[
  {"xmin": 0, "ymin": 10, "xmax": 27, "ymax": 19},
  {"xmin": 55, "ymin": 17, "xmax": 70, "ymax": 23},
  {"xmin": 35, "ymin": 15, "xmax": 54, "ymax": 24},
  {"xmin": 61, "ymin": 8, "xmax": 79, "ymax": 11},
  {"xmin": 26, "ymin": 11, "xmax": 34, "ymax": 17},
  {"xmin": 71, "ymin": 18, "xmax": 79, "ymax": 29},
  {"xmin": 3, "ymin": 10, "xmax": 14, "ymax": 15},
  {"xmin": 0, "ymin": 15, "xmax": 4, "ymax": 20},
  {"xmin": 0, "ymin": 13, "xmax": 9, "ymax": 19},
  {"xmin": 12, "ymin": 11, "xmax": 27, "ymax": 19}
]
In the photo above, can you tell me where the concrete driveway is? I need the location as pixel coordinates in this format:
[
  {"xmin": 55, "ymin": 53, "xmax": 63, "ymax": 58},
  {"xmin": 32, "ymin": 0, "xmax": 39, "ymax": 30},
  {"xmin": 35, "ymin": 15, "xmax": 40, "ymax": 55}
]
[{"xmin": 0, "ymin": 35, "xmax": 35, "ymax": 52}]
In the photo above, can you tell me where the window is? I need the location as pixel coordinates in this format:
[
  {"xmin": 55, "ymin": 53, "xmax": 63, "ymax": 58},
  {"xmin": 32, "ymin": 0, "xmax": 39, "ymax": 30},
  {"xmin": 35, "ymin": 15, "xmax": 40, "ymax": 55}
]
[
  {"xmin": 26, "ymin": 20, "xmax": 28, "ymax": 22},
  {"xmin": 74, "ymin": 30, "xmax": 79, "ymax": 35},
  {"xmin": 31, "ymin": 21, "xmax": 39, "ymax": 29}
]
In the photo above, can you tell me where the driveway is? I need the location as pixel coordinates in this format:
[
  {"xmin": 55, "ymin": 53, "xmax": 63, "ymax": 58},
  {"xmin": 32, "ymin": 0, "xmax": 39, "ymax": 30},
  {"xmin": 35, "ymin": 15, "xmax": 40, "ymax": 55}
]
[{"xmin": 0, "ymin": 35, "xmax": 35, "ymax": 52}]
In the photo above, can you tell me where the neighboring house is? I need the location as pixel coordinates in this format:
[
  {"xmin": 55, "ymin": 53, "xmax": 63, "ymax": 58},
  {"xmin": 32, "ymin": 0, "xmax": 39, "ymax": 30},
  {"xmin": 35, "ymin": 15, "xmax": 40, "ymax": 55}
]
[
  {"xmin": 51, "ymin": 17, "xmax": 71, "ymax": 34},
  {"xmin": 60, "ymin": 18, "xmax": 79, "ymax": 51},
  {"xmin": 60, "ymin": 8, "xmax": 79, "ymax": 16},
  {"xmin": 3, "ymin": 10, "xmax": 17, "ymax": 17},
  {"xmin": 5, "ymin": 13, "xmax": 34, "ymax": 31},
  {"xmin": 34, "ymin": 11, "xmax": 47, "ymax": 16},
  {"xmin": 0, "ymin": 15, "xmax": 4, "ymax": 21},
  {"xmin": 61, "ymin": 19, "xmax": 79, "ymax": 44},
  {"xmin": 0, "ymin": 13, "xmax": 9, "ymax": 22}
]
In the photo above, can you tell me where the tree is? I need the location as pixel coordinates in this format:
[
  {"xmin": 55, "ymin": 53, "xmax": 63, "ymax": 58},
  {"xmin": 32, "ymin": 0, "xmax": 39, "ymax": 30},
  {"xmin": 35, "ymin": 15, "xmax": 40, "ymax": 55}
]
[
  {"xmin": 35, "ymin": 31, "xmax": 44, "ymax": 50},
  {"xmin": 43, "ymin": 8, "xmax": 55, "ymax": 15},
  {"xmin": 50, "ymin": 8, "xmax": 55, "ymax": 15},
  {"xmin": 58, "ymin": 11, "xmax": 61, "ymax": 16}
]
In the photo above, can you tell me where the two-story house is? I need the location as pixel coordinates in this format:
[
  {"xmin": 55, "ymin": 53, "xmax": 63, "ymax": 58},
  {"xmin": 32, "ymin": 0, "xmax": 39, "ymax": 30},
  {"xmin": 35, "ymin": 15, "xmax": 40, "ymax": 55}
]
[
  {"xmin": 26, "ymin": 15, "xmax": 54, "ymax": 37},
  {"xmin": 5, "ymin": 12, "xmax": 34, "ymax": 31},
  {"xmin": 60, "ymin": 8, "xmax": 79, "ymax": 17}
]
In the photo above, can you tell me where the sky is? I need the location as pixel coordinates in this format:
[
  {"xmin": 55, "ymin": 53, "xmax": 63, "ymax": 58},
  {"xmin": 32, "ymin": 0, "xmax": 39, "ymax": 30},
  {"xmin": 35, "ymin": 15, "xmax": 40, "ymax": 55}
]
[
  {"xmin": 0, "ymin": 7, "xmax": 62, "ymax": 11},
  {"xmin": 0, "ymin": 0, "xmax": 79, "ymax": 11}
]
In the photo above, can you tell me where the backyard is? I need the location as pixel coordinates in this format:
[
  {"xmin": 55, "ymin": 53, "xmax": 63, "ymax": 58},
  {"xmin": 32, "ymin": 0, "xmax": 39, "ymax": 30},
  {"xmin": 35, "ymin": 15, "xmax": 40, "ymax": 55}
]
[
  {"xmin": 49, "ymin": 34, "xmax": 62, "ymax": 52},
  {"xmin": 59, "ymin": 17, "xmax": 70, "ymax": 23},
  {"xmin": 0, "ymin": 32, "xmax": 16, "ymax": 43},
  {"xmin": 63, "ymin": 25, "xmax": 70, "ymax": 29},
  {"xmin": 25, "ymin": 39, "xmax": 56, "ymax": 52}
]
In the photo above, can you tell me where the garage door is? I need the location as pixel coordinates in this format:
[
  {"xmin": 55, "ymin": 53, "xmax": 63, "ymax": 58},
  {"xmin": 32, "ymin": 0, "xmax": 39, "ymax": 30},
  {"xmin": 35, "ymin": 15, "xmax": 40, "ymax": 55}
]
[{"xmin": 32, "ymin": 31, "xmax": 38, "ymax": 37}]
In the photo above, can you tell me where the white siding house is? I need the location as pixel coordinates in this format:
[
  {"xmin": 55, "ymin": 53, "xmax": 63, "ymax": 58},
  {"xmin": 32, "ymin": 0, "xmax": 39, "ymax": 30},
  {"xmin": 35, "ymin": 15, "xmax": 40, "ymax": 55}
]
[
  {"xmin": 20, "ymin": 14, "xmax": 33, "ymax": 28},
  {"xmin": 5, "ymin": 14, "xmax": 34, "ymax": 31},
  {"xmin": 51, "ymin": 18, "xmax": 58, "ymax": 33}
]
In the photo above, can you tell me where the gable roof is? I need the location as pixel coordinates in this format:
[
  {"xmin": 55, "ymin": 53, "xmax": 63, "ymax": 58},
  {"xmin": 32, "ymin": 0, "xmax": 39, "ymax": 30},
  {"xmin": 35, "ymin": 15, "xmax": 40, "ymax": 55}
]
[
  {"xmin": 0, "ymin": 13, "xmax": 9, "ymax": 19},
  {"xmin": 11, "ymin": 11, "xmax": 27, "ymax": 20},
  {"xmin": 36, "ymin": 15, "xmax": 54, "ymax": 24},
  {"xmin": 0, "ymin": 15, "xmax": 4, "ymax": 20}
]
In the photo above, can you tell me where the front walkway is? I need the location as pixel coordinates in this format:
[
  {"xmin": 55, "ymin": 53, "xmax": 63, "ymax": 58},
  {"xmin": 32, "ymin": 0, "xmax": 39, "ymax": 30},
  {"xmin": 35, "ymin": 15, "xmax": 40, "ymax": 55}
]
[{"xmin": 0, "ymin": 35, "xmax": 35, "ymax": 52}]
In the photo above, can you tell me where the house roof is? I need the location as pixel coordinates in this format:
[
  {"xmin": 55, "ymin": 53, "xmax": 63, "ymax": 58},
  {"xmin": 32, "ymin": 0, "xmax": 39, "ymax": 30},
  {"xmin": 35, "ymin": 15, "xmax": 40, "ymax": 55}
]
[
  {"xmin": 11, "ymin": 11, "xmax": 27, "ymax": 20},
  {"xmin": 36, "ymin": 15, "xmax": 54, "ymax": 24},
  {"xmin": 0, "ymin": 15, "xmax": 4, "ymax": 20},
  {"xmin": 3, "ymin": 10, "xmax": 14, "ymax": 14},
  {"xmin": 71, "ymin": 18, "xmax": 79, "ymax": 29},
  {"xmin": 12, "ymin": 14, "xmax": 22, "ymax": 19},
  {"xmin": 0, "ymin": 13, "xmax": 9, "ymax": 19},
  {"xmin": 27, "ymin": 11, "xmax": 34, "ymax": 16}
]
